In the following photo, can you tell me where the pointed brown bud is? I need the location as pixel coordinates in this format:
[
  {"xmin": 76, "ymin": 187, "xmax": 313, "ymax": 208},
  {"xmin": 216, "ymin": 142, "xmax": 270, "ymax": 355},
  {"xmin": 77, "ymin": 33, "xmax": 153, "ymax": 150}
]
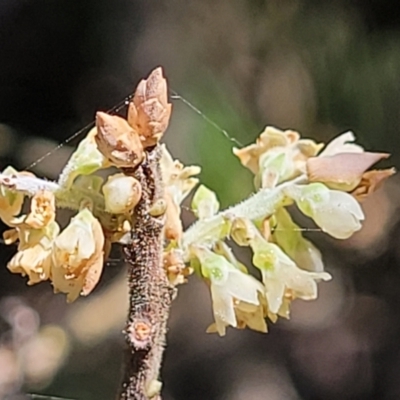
[
  {"xmin": 95, "ymin": 112, "xmax": 144, "ymax": 168},
  {"xmin": 128, "ymin": 67, "xmax": 172, "ymax": 148}
]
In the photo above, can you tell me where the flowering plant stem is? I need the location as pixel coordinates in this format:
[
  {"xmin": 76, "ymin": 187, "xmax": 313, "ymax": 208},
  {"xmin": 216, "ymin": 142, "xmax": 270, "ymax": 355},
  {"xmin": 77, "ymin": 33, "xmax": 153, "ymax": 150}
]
[
  {"xmin": 182, "ymin": 175, "xmax": 307, "ymax": 253},
  {"xmin": 119, "ymin": 147, "xmax": 174, "ymax": 400}
]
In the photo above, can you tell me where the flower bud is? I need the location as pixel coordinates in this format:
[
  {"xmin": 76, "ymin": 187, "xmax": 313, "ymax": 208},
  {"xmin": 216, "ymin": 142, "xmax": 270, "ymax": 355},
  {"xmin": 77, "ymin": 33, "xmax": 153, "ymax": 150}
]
[
  {"xmin": 191, "ymin": 185, "xmax": 219, "ymax": 219},
  {"xmin": 102, "ymin": 174, "xmax": 142, "ymax": 214}
]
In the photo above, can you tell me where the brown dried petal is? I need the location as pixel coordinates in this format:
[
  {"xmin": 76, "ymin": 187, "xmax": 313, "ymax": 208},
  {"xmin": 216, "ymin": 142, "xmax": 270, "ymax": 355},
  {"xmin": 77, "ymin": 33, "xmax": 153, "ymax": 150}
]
[
  {"xmin": 95, "ymin": 112, "xmax": 144, "ymax": 168},
  {"xmin": 24, "ymin": 190, "xmax": 56, "ymax": 229},
  {"xmin": 164, "ymin": 192, "xmax": 183, "ymax": 242},
  {"xmin": 163, "ymin": 249, "xmax": 189, "ymax": 285},
  {"xmin": 306, "ymin": 152, "xmax": 390, "ymax": 191},
  {"xmin": 351, "ymin": 168, "xmax": 395, "ymax": 201},
  {"xmin": 128, "ymin": 67, "xmax": 172, "ymax": 148}
]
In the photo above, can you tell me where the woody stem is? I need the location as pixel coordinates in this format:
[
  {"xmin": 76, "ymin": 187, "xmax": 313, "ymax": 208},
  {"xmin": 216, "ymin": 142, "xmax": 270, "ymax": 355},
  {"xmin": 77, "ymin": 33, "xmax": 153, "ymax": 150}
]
[{"xmin": 119, "ymin": 146, "xmax": 173, "ymax": 400}]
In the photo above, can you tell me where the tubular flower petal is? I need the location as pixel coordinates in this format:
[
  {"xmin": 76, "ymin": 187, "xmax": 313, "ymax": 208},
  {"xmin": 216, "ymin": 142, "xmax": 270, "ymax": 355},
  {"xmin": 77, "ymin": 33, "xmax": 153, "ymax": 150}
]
[
  {"xmin": 250, "ymin": 236, "xmax": 331, "ymax": 314},
  {"xmin": 51, "ymin": 208, "xmax": 105, "ymax": 302},
  {"xmin": 290, "ymin": 183, "xmax": 364, "ymax": 239},
  {"xmin": 127, "ymin": 67, "xmax": 172, "ymax": 148},
  {"xmin": 194, "ymin": 247, "xmax": 264, "ymax": 336}
]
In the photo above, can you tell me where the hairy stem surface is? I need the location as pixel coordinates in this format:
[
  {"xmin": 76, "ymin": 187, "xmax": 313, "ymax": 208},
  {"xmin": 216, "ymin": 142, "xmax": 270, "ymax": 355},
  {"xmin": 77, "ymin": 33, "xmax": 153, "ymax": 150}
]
[{"xmin": 119, "ymin": 147, "xmax": 173, "ymax": 400}]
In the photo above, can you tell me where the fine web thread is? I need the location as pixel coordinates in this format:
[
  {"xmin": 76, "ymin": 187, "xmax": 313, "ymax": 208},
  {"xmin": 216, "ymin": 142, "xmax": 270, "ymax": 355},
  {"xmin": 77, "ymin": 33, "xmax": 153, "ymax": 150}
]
[
  {"xmin": 4, "ymin": 86, "xmax": 322, "ymax": 400},
  {"xmin": 0, "ymin": 88, "xmax": 322, "ymax": 249},
  {"xmin": 25, "ymin": 94, "xmax": 134, "ymax": 171},
  {"xmin": 27, "ymin": 394, "xmax": 76, "ymax": 400}
]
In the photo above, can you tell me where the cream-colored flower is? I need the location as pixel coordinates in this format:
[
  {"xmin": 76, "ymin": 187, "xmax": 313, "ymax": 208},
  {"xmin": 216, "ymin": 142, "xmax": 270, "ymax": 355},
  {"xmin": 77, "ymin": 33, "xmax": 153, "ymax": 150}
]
[
  {"xmin": 233, "ymin": 126, "xmax": 322, "ymax": 188},
  {"xmin": 6, "ymin": 221, "xmax": 60, "ymax": 285},
  {"xmin": 194, "ymin": 247, "xmax": 264, "ymax": 336},
  {"xmin": 0, "ymin": 166, "xmax": 27, "ymax": 225},
  {"xmin": 5, "ymin": 190, "xmax": 59, "ymax": 285},
  {"xmin": 51, "ymin": 208, "xmax": 105, "ymax": 302},
  {"xmin": 291, "ymin": 183, "xmax": 365, "ymax": 239},
  {"xmin": 250, "ymin": 236, "xmax": 331, "ymax": 314}
]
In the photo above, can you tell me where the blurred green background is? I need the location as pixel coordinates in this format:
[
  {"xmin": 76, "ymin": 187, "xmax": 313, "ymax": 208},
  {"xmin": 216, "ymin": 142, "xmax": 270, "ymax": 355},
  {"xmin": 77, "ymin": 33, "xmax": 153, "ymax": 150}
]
[{"xmin": 1, "ymin": 1, "xmax": 400, "ymax": 399}]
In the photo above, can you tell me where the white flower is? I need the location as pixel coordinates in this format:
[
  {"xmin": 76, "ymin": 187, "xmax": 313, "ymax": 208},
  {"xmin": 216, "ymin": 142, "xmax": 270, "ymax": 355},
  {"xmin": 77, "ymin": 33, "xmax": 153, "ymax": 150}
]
[
  {"xmin": 250, "ymin": 237, "xmax": 331, "ymax": 314},
  {"xmin": 291, "ymin": 183, "xmax": 365, "ymax": 239},
  {"xmin": 194, "ymin": 247, "xmax": 264, "ymax": 336}
]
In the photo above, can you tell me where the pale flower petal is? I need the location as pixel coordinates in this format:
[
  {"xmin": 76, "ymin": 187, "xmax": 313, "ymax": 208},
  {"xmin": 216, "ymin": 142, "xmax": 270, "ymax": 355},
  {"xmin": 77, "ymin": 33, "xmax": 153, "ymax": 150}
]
[
  {"xmin": 311, "ymin": 190, "xmax": 364, "ymax": 239},
  {"xmin": 272, "ymin": 208, "xmax": 324, "ymax": 272},
  {"xmin": 6, "ymin": 221, "xmax": 60, "ymax": 285},
  {"xmin": 0, "ymin": 166, "xmax": 26, "ymax": 225},
  {"xmin": 263, "ymin": 278, "xmax": 285, "ymax": 314},
  {"xmin": 293, "ymin": 183, "xmax": 365, "ymax": 239},
  {"xmin": 318, "ymin": 131, "xmax": 363, "ymax": 157},
  {"xmin": 250, "ymin": 237, "xmax": 331, "ymax": 313},
  {"xmin": 194, "ymin": 247, "xmax": 264, "ymax": 335},
  {"xmin": 51, "ymin": 208, "xmax": 105, "ymax": 302},
  {"xmin": 210, "ymin": 285, "xmax": 237, "ymax": 331}
]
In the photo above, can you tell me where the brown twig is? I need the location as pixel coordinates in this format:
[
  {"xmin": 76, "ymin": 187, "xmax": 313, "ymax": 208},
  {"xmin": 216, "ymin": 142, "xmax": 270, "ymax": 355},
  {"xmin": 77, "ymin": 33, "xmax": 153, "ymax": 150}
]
[{"xmin": 119, "ymin": 146, "xmax": 173, "ymax": 400}]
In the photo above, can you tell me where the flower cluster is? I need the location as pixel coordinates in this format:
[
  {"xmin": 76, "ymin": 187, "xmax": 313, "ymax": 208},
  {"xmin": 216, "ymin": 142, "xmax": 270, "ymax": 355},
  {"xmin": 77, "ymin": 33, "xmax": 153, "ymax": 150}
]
[
  {"xmin": 0, "ymin": 69, "xmax": 394, "ymax": 338},
  {"xmin": 180, "ymin": 127, "xmax": 394, "ymax": 335},
  {"xmin": 0, "ymin": 67, "xmax": 173, "ymax": 302}
]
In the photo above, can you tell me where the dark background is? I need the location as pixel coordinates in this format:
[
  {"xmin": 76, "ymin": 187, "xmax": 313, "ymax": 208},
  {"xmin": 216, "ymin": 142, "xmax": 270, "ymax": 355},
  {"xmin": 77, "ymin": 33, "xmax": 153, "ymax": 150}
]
[{"xmin": 1, "ymin": 1, "xmax": 400, "ymax": 399}]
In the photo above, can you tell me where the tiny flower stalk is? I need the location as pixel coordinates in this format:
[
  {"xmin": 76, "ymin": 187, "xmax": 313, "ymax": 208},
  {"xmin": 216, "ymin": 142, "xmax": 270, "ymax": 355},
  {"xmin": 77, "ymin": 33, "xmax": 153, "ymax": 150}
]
[{"xmin": 0, "ymin": 68, "xmax": 396, "ymax": 399}]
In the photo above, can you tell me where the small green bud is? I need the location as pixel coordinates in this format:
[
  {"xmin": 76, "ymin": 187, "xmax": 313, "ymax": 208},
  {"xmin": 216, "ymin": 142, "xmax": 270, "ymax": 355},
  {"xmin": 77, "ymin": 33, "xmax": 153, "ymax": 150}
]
[{"xmin": 191, "ymin": 184, "xmax": 219, "ymax": 219}]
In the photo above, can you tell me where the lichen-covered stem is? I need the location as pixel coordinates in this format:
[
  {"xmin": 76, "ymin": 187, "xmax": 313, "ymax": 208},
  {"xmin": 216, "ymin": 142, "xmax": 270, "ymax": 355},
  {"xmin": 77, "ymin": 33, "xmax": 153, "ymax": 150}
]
[{"xmin": 119, "ymin": 147, "xmax": 173, "ymax": 400}]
